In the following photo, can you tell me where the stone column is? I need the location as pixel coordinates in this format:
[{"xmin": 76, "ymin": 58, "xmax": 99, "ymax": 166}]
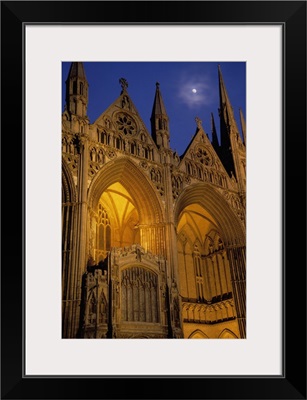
[
  {"xmin": 162, "ymin": 150, "xmax": 183, "ymax": 338},
  {"xmin": 227, "ymin": 246, "xmax": 246, "ymax": 338},
  {"xmin": 65, "ymin": 132, "xmax": 89, "ymax": 338},
  {"xmin": 62, "ymin": 202, "xmax": 77, "ymax": 337}
]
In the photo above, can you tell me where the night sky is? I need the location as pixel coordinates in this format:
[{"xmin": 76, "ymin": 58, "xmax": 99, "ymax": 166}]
[{"xmin": 62, "ymin": 62, "xmax": 246, "ymax": 156}]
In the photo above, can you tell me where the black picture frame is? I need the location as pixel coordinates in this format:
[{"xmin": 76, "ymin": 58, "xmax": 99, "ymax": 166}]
[{"xmin": 1, "ymin": 1, "xmax": 306, "ymax": 399}]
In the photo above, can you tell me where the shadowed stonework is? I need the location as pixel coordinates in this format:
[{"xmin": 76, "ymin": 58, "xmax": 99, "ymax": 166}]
[{"xmin": 62, "ymin": 62, "xmax": 246, "ymax": 339}]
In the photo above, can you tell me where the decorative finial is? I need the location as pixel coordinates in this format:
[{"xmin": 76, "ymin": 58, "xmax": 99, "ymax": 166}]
[
  {"xmin": 119, "ymin": 77, "xmax": 128, "ymax": 92},
  {"xmin": 195, "ymin": 116, "xmax": 202, "ymax": 129},
  {"xmin": 156, "ymin": 82, "xmax": 160, "ymax": 89}
]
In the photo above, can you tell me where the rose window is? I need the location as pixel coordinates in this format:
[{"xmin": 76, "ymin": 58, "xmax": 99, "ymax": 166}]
[
  {"xmin": 196, "ymin": 147, "xmax": 211, "ymax": 165},
  {"xmin": 116, "ymin": 113, "xmax": 136, "ymax": 136}
]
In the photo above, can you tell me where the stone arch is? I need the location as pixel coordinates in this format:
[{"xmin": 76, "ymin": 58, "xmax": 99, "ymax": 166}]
[
  {"xmin": 88, "ymin": 157, "xmax": 164, "ymax": 224},
  {"xmin": 204, "ymin": 229, "xmax": 224, "ymax": 253},
  {"xmin": 218, "ymin": 328, "xmax": 238, "ymax": 339},
  {"xmin": 121, "ymin": 262, "xmax": 158, "ymax": 276},
  {"xmin": 188, "ymin": 329, "xmax": 209, "ymax": 339},
  {"xmin": 174, "ymin": 183, "xmax": 245, "ymax": 246}
]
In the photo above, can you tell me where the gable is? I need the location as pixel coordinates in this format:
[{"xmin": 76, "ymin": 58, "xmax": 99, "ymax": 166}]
[
  {"xmin": 91, "ymin": 91, "xmax": 158, "ymax": 151},
  {"xmin": 178, "ymin": 124, "xmax": 235, "ymax": 190}
]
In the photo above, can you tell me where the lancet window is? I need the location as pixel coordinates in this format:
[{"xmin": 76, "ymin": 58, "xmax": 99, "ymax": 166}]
[
  {"xmin": 193, "ymin": 244, "xmax": 205, "ymax": 302},
  {"xmin": 96, "ymin": 203, "xmax": 111, "ymax": 261}
]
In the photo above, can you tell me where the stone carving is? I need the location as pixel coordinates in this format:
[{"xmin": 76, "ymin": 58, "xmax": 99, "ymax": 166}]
[
  {"xmin": 116, "ymin": 113, "xmax": 136, "ymax": 136},
  {"xmin": 223, "ymin": 191, "xmax": 245, "ymax": 223},
  {"xmin": 184, "ymin": 176, "xmax": 191, "ymax": 185},
  {"xmin": 119, "ymin": 77, "xmax": 128, "ymax": 92},
  {"xmin": 72, "ymin": 132, "xmax": 88, "ymax": 154},
  {"xmin": 81, "ymin": 269, "xmax": 109, "ymax": 338},
  {"xmin": 195, "ymin": 146, "xmax": 211, "ymax": 166},
  {"xmin": 90, "ymin": 147, "xmax": 97, "ymax": 162},
  {"xmin": 124, "ymin": 138, "xmax": 129, "ymax": 151},
  {"xmin": 195, "ymin": 116, "xmax": 202, "ymax": 129},
  {"xmin": 150, "ymin": 167, "xmax": 164, "ymax": 196},
  {"xmin": 182, "ymin": 299, "xmax": 235, "ymax": 324},
  {"xmin": 122, "ymin": 95, "xmax": 130, "ymax": 110},
  {"xmin": 64, "ymin": 153, "xmax": 78, "ymax": 172},
  {"xmin": 107, "ymin": 150, "xmax": 116, "ymax": 159},
  {"xmin": 171, "ymin": 174, "xmax": 183, "ymax": 199},
  {"xmin": 139, "ymin": 161, "xmax": 148, "ymax": 170},
  {"xmin": 104, "ymin": 118, "xmax": 111, "ymax": 129}
]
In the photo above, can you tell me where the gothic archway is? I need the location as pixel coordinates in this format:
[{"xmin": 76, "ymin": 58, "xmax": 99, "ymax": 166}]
[
  {"xmin": 174, "ymin": 183, "xmax": 245, "ymax": 246},
  {"xmin": 188, "ymin": 329, "xmax": 209, "ymax": 339},
  {"xmin": 174, "ymin": 183, "xmax": 246, "ymax": 338},
  {"xmin": 87, "ymin": 157, "xmax": 165, "ymax": 258},
  {"xmin": 218, "ymin": 328, "xmax": 238, "ymax": 339}
]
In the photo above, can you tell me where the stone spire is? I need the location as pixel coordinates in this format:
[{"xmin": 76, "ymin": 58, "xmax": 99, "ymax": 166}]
[
  {"xmin": 218, "ymin": 64, "xmax": 242, "ymax": 146},
  {"xmin": 150, "ymin": 82, "xmax": 170, "ymax": 149},
  {"xmin": 218, "ymin": 65, "xmax": 245, "ymax": 191},
  {"xmin": 211, "ymin": 112, "xmax": 220, "ymax": 149},
  {"xmin": 218, "ymin": 65, "xmax": 242, "ymax": 177},
  {"xmin": 239, "ymin": 108, "xmax": 246, "ymax": 145},
  {"xmin": 65, "ymin": 62, "xmax": 88, "ymax": 118}
]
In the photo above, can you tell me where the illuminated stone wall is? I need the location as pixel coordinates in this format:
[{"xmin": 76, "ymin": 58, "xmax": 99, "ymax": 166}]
[{"xmin": 62, "ymin": 63, "xmax": 246, "ymax": 339}]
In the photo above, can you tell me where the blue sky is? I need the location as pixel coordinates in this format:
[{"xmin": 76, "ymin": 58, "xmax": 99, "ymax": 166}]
[{"xmin": 62, "ymin": 62, "xmax": 246, "ymax": 156}]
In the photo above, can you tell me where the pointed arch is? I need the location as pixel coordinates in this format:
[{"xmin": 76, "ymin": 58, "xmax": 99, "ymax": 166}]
[
  {"xmin": 88, "ymin": 157, "xmax": 164, "ymax": 224},
  {"xmin": 218, "ymin": 328, "xmax": 238, "ymax": 339},
  {"xmin": 204, "ymin": 229, "xmax": 224, "ymax": 254},
  {"xmin": 188, "ymin": 329, "xmax": 209, "ymax": 339},
  {"xmin": 174, "ymin": 183, "xmax": 245, "ymax": 246}
]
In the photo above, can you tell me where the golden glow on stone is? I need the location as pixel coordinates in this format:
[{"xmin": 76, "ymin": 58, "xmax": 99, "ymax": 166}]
[
  {"xmin": 177, "ymin": 204, "xmax": 218, "ymax": 243},
  {"xmin": 99, "ymin": 182, "xmax": 140, "ymax": 248}
]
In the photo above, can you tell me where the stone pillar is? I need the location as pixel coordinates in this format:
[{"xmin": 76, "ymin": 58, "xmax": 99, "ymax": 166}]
[
  {"xmin": 62, "ymin": 202, "xmax": 77, "ymax": 337},
  {"xmin": 227, "ymin": 246, "xmax": 246, "ymax": 338},
  {"xmin": 162, "ymin": 150, "xmax": 183, "ymax": 338},
  {"xmin": 64, "ymin": 132, "xmax": 89, "ymax": 338}
]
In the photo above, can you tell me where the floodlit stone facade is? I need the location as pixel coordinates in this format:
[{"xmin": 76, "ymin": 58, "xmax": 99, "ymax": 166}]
[{"xmin": 62, "ymin": 63, "xmax": 246, "ymax": 339}]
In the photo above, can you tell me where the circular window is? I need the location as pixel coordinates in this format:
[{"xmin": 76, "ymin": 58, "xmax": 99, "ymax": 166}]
[
  {"xmin": 196, "ymin": 147, "xmax": 211, "ymax": 165},
  {"xmin": 116, "ymin": 113, "xmax": 136, "ymax": 136}
]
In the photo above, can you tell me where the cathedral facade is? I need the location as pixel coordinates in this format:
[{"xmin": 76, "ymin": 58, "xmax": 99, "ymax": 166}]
[{"xmin": 62, "ymin": 63, "xmax": 246, "ymax": 339}]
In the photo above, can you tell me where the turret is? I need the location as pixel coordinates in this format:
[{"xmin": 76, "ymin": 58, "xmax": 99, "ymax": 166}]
[
  {"xmin": 150, "ymin": 82, "xmax": 170, "ymax": 149},
  {"xmin": 65, "ymin": 62, "xmax": 89, "ymax": 118}
]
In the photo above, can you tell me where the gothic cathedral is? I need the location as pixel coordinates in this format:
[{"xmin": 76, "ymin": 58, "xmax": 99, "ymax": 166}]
[{"xmin": 62, "ymin": 63, "xmax": 246, "ymax": 339}]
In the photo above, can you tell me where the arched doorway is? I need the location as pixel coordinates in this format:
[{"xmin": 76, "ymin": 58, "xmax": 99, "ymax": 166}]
[
  {"xmin": 82, "ymin": 158, "xmax": 169, "ymax": 338},
  {"xmin": 93, "ymin": 182, "xmax": 141, "ymax": 262},
  {"xmin": 88, "ymin": 157, "xmax": 165, "ymax": 259},
  {"xmin": 174, "ymin": 183, "xmax": 246, "ymax": 338},
  {"xmin": 177, "ymin": 203, "xmax": 232, "ymax": 305}
]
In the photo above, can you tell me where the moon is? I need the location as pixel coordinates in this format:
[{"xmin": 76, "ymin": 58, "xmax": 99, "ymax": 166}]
[{"xmin": 192, "ymin": 88, "xmax": 197, "ymax": 93}]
